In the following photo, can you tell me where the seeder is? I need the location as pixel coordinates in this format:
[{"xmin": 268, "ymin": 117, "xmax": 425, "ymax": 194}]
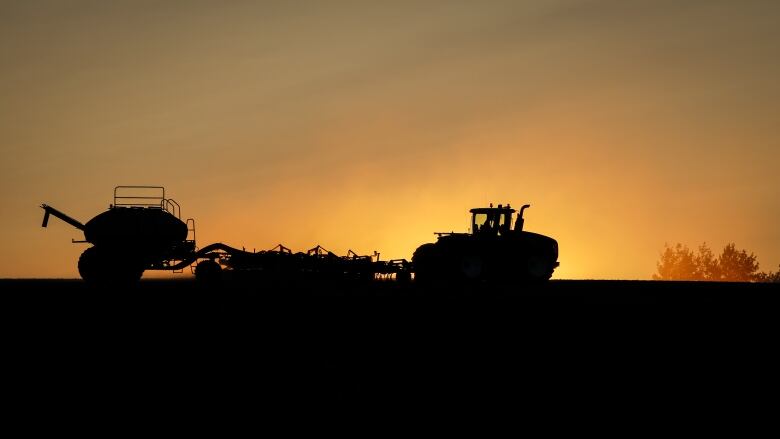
[{"xmin": 41, "ymin": 186, "xmax": 410, "ymax": 283}]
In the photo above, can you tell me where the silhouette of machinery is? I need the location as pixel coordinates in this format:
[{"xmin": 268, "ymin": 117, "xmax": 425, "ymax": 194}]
[
  {"xmin": 40, "ymin": 188, "xmax": 557, "ymax": 285},
  {"xmin": 41, "ymin": 186, "xmax": 197, "ymax": 283},
  {"xmin": 40, "ymin": 186, "xmax": 410, "ymax": 284},
  {"xmin": 412, "ymin": 204, "xmax": 559, "ymax": 283}
]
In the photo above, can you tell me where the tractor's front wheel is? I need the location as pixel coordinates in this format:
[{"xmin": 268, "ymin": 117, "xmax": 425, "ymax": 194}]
[{"xmin": 526, "ymin": 257, "xmax": 554, "ymax": 282}]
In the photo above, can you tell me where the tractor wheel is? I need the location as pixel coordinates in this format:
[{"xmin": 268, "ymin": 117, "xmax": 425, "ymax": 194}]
[
  {"xmin": 526, "ymin": 257, "xmax": 553, "ymax": 282},
  {"xmin": 195, "ymin": 260, "xmax": 222, "ymax": 284},
  {"xmin": 396, "ymin": 271, "xmax": 412, "ymax": 284},
  {"xmin": 459, "ymin": 255, "xmax": 483, "ymax": 280},
  {"xmin": 411, "ymin": 243, "xmax": 439, "ymax": 284}
]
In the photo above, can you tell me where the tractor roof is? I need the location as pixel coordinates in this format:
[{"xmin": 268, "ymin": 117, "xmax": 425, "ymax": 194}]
[{"xmin": 469, "ymin": 206, "xmax": 516, "ymax": 214}]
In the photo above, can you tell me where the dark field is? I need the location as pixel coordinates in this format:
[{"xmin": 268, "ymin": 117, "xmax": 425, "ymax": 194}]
[{"xmin": 3, "ymin": 278, "xmax": 779, "ymax": 414}]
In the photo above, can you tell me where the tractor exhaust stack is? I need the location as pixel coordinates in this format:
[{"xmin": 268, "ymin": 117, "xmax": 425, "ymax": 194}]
[{"xmin": 514, "ymin": 204, "xmax": 530, "ymax": 232}]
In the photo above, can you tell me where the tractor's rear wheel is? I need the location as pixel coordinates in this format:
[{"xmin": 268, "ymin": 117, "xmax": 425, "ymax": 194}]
[
  {"xmin": 396, "ymin": 271, "xmax": 412, "ymax": 284},
  {"xmin": 412, "ymin": 243, "xmax": 440, "ymax": 285},
  {"xmin": 459, "ymin": 255, "xmax": 483, "ymax": 280}
]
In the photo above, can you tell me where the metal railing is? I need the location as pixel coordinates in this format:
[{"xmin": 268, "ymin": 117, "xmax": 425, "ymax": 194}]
[{"xmin": 113, "ymin": 186, "xmax": 180, "ymax": 218}]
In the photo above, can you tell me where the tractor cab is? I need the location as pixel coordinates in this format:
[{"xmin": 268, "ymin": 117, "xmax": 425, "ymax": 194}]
[{"xmin": 470, "ymin": 204, "xmax": 531, "ymax": 236}]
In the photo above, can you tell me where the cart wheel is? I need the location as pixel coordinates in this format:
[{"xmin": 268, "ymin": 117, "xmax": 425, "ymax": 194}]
[
  {"xmin": 78, "ymin": 247, "xmax": 144, "ymax": 285},
  {"xmin": 78, "ymin": 246, "xmax": 102, "ymax": 283},
  {"xmin": 195, "ymin": 260, "xmax": 222, "ymax": 284}
]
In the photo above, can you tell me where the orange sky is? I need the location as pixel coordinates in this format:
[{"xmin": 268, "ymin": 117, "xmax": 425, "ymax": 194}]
[{"xmin": 2, "ymin": 0, "xmax": 779, "ymax": 279}]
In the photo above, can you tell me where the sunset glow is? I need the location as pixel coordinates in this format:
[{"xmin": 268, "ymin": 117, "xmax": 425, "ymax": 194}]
[{"xmin": 2, "ymin": 1, "xmax": 779, "ymax": 279}]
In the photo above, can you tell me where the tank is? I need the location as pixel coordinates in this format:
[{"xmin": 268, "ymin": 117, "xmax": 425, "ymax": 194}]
[{"xmin": 84, "ymin": 207, "xmax": 187, "ymax": 251}]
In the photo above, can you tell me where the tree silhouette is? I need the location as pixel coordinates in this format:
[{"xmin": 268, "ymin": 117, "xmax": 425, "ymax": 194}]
[
  {"xmin": 654, "ymin": 242, "xmax": 768, "ymax": 282},
  {"xmin": 653, "ymin": 243, "xmax": 701, "ymax": 280},
  {"xmin": 756, "ymin": 264, "xmax": 780, "ymax": 283},
  {"xmin": 695, "ymin": 243, "xmax": 718, "ymax": 280},
  {"xmin": 717, "ymin": 243, "xmax": 760, "ymax": 282}
]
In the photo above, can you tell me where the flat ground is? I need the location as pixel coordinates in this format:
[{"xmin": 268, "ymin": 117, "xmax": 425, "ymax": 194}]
[{"xmin": 3, "ymin": 278, "xmax": 778, "ymax": 413}]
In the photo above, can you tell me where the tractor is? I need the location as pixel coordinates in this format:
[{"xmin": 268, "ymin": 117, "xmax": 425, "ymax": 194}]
[
  {"xmin": 411, "ymin": 204, "xmax": 559, "ymax": 283},
  {"xmin": 41, "ymin": 186, "xmax": 197, "ymax": 283}
]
